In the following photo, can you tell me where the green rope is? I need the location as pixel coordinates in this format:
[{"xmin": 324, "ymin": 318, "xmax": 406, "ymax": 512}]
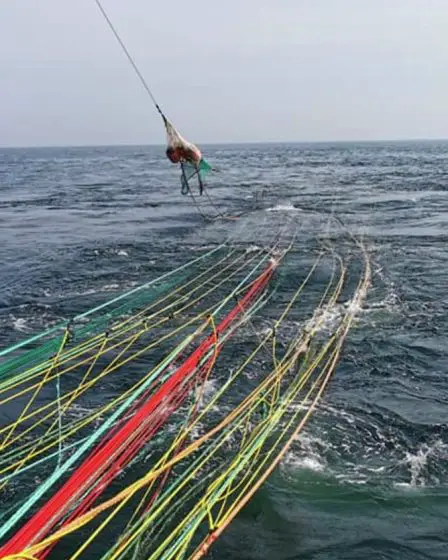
[
  {"xmin": 0, "ymin": 244, "xmax": 225, "ymax": 361},
  {"xmin": 0, "ymin": 252, "xmax": 269, "ymax": 540}
]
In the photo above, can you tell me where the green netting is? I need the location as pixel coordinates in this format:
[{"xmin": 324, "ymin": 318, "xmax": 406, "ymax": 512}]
[
  {"xmin": 180, "ymin": 160, "xmax": 212, "ymax": 195},
  {"xmin": 0, "ymin": 245, "xmax": 227, "ymax": 385},
  {"xmin": 199, "ymin": 158, "xmax": 212, "ymax": 174}
]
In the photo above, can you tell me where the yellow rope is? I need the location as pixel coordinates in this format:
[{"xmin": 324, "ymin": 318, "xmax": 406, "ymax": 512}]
[
  {"xmin": 100, "ymin": 259, "xmax": 338, "ymax": 558},
  {"xmin": 0, "ymin": 248, "xmax": 246, "ymax": 407},
  {"xmin": 0, "ymin": 252, "xmax": 259, "ymax": 463},
  {"xmin": 11, "ymin": 243, "xmax": 368, "ymax": 559},
  {"xmin": 189, "ymin": 247, "xmax": 372, "ymax": 559},
  {"xmin": 0, "ymin": 329, "xmax": 70, "ymax": 452},
  {"xmin": 107, "ymin": 251, "xmax": 353, "ymax": 559}
]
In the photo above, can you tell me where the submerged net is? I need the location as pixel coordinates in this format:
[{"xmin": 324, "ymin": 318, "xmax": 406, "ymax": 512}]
[{"xmin": 0, "ymin": 221, "xmax": 371, "ymax": 560}]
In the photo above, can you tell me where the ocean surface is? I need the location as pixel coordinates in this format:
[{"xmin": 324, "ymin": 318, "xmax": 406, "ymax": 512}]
[{"xmin": 0, "ymin": 141, "xmax": 447, "ymax": 559}]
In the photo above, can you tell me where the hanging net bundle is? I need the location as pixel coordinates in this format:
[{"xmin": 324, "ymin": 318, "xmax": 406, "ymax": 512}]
[{"xmin": 164, "ymin": 118, "xmax": 212, "ymax": 195}]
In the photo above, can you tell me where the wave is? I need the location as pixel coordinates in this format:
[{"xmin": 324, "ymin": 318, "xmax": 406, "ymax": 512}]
[
  {"xmin": 279, "ymin": 403, "xmax": 448, "ymax": 491},
  {"xmin": 266, "ymin": 203, "xmax": 299, "ymax": 212}
]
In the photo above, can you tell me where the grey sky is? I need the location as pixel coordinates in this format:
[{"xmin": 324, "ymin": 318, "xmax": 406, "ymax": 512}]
[{"xmin": 1, "ymin": 0, "xmax": 448, "ymax": 147}]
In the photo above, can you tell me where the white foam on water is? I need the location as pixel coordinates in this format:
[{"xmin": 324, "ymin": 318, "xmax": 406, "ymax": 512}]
[
  {"xmin": 281, "ymin": 433, "xmax": 329, "ymax": 474},
  {"xmin": 102, "ymin": 283, "xmax": 120, "ymax": 291},
  {"xmin": 65, "ymin": 288, "xmax": 98, "ymax": 298},
  {"xmin": 11, "ymin": 316, "xmax": 31, "ymax": 333},
  {"xmin": 319, "ymin": 403, "xmax": 358, "ymax": 425},
  {"xmin": 368, "ymin": 258, "xmax": 403, "ymax": 314},
  {"xmin": 304, "ymin": 304, "xmax": 344, "ymax": 335},
  {"xmin": 189, "ymin": 421, "xmax": 205, "ymax": 441},
  {"xmin": 394, "ymin": 440, "xmax": 448, "ymax": 489},
  {"xmin": 201, "ymin": 379, "xmax": 218, "ymax": 403},
  {"xmin": 302, "ymin": 271, "xmax": 371, "ymax": 336},
  {"xmin": 266, "ymin": 203, "xmax": 298, "ymax": 213},
  {"xmin": 289, "ymin": 455, "xmax": 326, "ymax": 472},
  {"xmin": 245, "ymin": 245, "xmax": 263, "ymax": 254}
]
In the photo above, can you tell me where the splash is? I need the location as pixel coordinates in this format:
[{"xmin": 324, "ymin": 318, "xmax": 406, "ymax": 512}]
[{"xmin": 266, "ymin": 203, "xmax": 298, "ymax": 212}]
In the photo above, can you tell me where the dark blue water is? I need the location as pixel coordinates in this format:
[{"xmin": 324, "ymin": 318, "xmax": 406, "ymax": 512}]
[{"xmin": 0, "ymin": 142, "xmax": 447, "ymax": 559}]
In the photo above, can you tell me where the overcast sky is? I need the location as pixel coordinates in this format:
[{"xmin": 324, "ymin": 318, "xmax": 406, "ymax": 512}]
[{"xmin": 1, "ymin": 0, "xmax": 448, "ymax": 147}]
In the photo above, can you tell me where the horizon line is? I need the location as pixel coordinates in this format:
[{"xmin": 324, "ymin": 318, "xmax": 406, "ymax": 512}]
[{"xmin": 1, "ymin": 137, "xmax": 448, "ymax": 150}]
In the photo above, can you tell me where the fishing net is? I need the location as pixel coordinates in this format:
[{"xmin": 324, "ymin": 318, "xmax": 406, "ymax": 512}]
[
  {"xmin": 165, "ymin": 119, "xmax": 202, "ymax": 165},
  {"xmin": 0, "ymin": 224, "xmax": 372, "ymax": 560},
  {"xmin": 163, "ymin": 119, "xmax": 212, "ymax": 195},
  {"xmin": 181, "ymin": 160, "xmax": 213, "ymax": 195}
]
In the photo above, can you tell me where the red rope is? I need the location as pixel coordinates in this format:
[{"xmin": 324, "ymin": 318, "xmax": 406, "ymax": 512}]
[{"xmin": 0, "ymin": 264, "xmax": 273, "ymax": 557}]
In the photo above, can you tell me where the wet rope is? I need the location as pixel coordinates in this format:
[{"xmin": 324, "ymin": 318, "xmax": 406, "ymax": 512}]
[
  {"xmin": 0, "ymin": 244, "xmax": 317, "ymax": 557},
  {"xmin": 0, "ymin": 231, "xmax": 371, "ymax": 559},
  {"xmin": 0, "ymin": 249, "xmax": 268, "ymax": 484},
  {"xmin": 0, "ymin": 250, "xmax": 276, "ymax": 549},
  {"xmin": 93, "ymin": 0, "xmax": 237, "ymax": 223},
  {"xmin": 93, "ymin": 0, "xmax": 166, "ymax": 122},
  {"xmin": 0, "ymin": 244, "xmax": 225, "ymax": 362}
]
